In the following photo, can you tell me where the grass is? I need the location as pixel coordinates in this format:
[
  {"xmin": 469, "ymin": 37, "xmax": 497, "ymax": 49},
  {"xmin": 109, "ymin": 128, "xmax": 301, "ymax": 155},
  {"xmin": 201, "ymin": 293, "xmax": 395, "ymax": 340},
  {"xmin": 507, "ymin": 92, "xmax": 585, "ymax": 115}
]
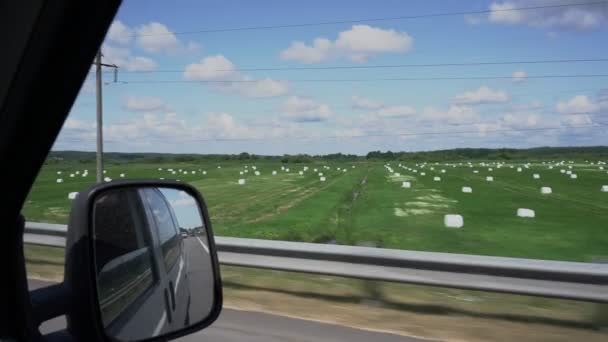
[
  {"xmin": 24, "ymin": 159, "xmax": 608, "ymax": 261},
  {"xmin": 23, "ymin": 245, "xmax": 608, "ymax": 342}
]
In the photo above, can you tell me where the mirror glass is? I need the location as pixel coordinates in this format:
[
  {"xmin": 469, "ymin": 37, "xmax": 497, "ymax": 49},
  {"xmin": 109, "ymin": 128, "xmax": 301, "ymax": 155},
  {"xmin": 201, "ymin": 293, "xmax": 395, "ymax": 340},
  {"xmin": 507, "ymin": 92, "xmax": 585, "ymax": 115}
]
[{"xmin": 92, "ymin": 186, "xmax": 216, "ymax": 341}]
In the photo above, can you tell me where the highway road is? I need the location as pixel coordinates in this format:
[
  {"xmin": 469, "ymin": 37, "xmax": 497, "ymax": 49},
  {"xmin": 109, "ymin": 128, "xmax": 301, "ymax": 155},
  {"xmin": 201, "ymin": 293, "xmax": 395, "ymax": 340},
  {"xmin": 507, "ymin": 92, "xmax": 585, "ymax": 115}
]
[
  {"xmin": 184, "ymin": 235, "xmax": 215, "ymax": 324},
  {"xmin": 30, "ymin": 278, "xmax": 425, "ymax": 341}
]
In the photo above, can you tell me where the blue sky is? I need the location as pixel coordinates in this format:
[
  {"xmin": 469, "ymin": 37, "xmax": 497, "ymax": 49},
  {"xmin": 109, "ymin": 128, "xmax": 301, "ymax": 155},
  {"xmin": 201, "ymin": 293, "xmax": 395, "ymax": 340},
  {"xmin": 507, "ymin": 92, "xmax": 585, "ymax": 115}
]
[{"xmin": 54, "ymin": 0, "xmax": 608, "ymax": 155}]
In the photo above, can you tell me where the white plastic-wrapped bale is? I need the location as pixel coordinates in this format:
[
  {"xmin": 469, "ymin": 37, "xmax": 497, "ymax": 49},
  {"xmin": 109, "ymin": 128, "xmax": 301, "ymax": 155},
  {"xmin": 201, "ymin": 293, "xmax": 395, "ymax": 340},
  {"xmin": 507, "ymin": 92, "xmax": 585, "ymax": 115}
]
[
  {"xmin": 285, "ymin": 168, "xmax": 290, "ymax": 172},
  {"xmin": 560, "ymin": 169, "xmax": 565, "ymax": 173},
  {"xmin": 420, "ymin": 172, "xmax": 426, "ymax": 176},
  {"xmin": 69, "ymin": 174, "xmax": 75, "ymax": 178},
  {"xmin": 517, "ymin": 208, "xmax": 535, "ymax": 218},
  {"xmin": 255, "ymin": 171, "xmax": 260, "ymax": 176},
  {"xmin": 517, "ymin": 167, "xmax": 522, "ymax": 172},
  {"xmin": 172, "ymin": 171, "xmax": 176, "ymax": 175},
  {"xmin": 486, "ymin": 176, "xmax": 494, "ymax": 182},
  {"xmin": 57, "ymin": 171, "xmax": 62, "ymax": 175},
  {"xmin": 444, "ymin": 214, "xmax": 464, "ymax": 228},
  {"xmin": 252, "ymin": 166, "xmax": 257, "ymax": 170},
  {"xmin": 342, "ymin": 169, "xmax": 347, "ymax": 172},
  {"xmin": 272, "ymin": 171, "xmax": 277, "ymax": 175},
  {"xmin": 473, "ymin": 170, "xmax": 479, "ymax": 174},
  {"xmin": 441, "ymin": 169, "xmax": 446, "ymax": 173},
  {"xmin": 160, "ymin": 177, "xmax": 165, "ymax": 180},
  {"xmin": 68, "ymin": 192, "xmax": 78, "ymax": 200},
  {"xmin": 244, "ymin": 169, "xmax": 249, "ymax": 173},
  {"xmin": 461, "ymin": 186, "xmax": 472, "ymax": 193},
  {"xmin": 299, "ymin": 171, "xmax": 304, "ymax": 175},
  {"xmin": 541, "ymin": 187, "xmax": 552, "ymax": 194},
  {"xmin": 413, "ymin": 169, "xmax": 418, "ymax": 173},
  {"xmin": 533, "ymin": 174, "xmax": 540, "ymax": 179},
  {"xmin": 120, "ymin": 173, "xmax": 125, "ymax": 178},
  {"xmin": 314, "ymin": 168, "xmax": 318, "ymax": 172},
  {"xmin": 239, "ymin": 171, "xmax": 243, "ymax": 175},
  {"xmin": 202, "ymin": 171, "xmax": 207, "ymax": 175},
  {"xmin": 75, "ymin": 171, "xmax": 80, "ymax": 174},
  {"xmin": 433, "ymin": 176, "xmax": 441, "ymax": 181},
  {"xmin": 570, "ymin": 174, "xmax": 578, "ymax": 179},
  {"xmin": 103, "ymin": 170, "xmax": 107, "ymax": 174},
  {"xmin": 218, "ymin": 166, "xmax": 222, "ymax": 169},
  {"xmin": 158, "ymin": 168, "xmax": 162, "ymax": 171},
  {"xmin": 238, "ymin": 179, "xmax": 246, "ymax": 185},
  {"xmin": 191, "ymin": 171, "xmax": 196, "ymax": 174},
  {"xmin": 281, "ymin": 166, "xmax": 285, "ymax": 170},
  {"xmin": 320, "ymin": 176, "xmax": 326, "ymax": 182},
  {"xmin": 318, "ymin": 172, "xmax": 323, "ymax": 176},
  {"xmin": 394, "ymin": 172, "xmax": 401, "ymax": 177},
  {"xmin": 488, "ymin": 168, "xmax": 493, "ymax": 172},
  {"xmin": 104, "ymin": 177, "xmax": 112, "ymax": 182},
  {"xmin": 401, "ymin": 181, "xmax": 411, "ymax": 188},
  {"xmin": 566, "ymin": 170, "xmax": 572, "ymax": 175},
  {"xmin": 56, "ymin": 178, "xmax": 63, "ymax": 183},
  {"xmin": 601, "ymin": 185, "xmax": 608, "ymax": 192}
]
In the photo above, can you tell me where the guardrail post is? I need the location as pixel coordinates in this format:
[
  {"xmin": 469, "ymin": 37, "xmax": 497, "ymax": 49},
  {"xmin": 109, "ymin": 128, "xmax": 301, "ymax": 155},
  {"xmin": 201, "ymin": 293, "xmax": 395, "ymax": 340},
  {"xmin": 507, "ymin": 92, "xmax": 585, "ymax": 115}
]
[{"xmin": 358, "ymin": 241, "xmax": 385, "ymax": 305}]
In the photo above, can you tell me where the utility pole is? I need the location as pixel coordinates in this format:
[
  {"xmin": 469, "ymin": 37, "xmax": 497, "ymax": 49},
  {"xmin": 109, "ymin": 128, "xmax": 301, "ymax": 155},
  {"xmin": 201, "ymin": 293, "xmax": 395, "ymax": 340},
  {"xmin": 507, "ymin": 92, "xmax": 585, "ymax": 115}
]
[{"xmin": 94, "ymin": 51, "xmax": 118, "ymax": 183}]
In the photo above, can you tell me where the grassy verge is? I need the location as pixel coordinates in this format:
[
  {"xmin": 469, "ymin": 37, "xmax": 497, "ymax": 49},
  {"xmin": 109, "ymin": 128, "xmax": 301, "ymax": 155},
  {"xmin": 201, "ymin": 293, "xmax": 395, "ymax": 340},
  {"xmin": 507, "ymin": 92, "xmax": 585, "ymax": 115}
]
[{"xmin": 25, "ymin": 246, "xmax": 606, "ymax": 341}]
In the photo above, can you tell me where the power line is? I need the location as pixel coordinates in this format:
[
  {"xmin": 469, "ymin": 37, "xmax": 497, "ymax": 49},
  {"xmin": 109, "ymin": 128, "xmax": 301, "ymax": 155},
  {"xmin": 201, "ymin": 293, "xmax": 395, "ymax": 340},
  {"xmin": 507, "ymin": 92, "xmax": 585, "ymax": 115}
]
[
  {"xmin": 108, "ymin": 58, "xmax": 608, "ymax": 74},
  {"xmin": 112, "ymin": 74, "xmax": 608, "ymax": 84},
  {"xmin": 124, "ymin": 1, "xmax": 608, "ymax": 37},
  {"xmin": 153, "ymin": 124, "xmax": 604, "ymax": 143}
]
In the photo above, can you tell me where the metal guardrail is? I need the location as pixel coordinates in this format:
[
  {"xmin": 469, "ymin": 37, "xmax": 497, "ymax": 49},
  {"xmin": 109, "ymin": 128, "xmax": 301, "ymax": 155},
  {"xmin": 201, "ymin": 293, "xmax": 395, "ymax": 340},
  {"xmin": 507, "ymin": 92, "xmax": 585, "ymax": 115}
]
[{"xmin": 23, "ymin": 222, "xmax": 608, "ymax": 303}]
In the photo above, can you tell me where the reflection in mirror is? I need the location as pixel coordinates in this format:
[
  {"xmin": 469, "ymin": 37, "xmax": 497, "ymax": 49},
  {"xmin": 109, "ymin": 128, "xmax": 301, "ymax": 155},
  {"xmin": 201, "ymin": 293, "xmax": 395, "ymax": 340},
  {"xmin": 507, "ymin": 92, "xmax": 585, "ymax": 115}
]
[{"xmin": 92, "ymin": 186, "xmax": 215, "ymax": 341}]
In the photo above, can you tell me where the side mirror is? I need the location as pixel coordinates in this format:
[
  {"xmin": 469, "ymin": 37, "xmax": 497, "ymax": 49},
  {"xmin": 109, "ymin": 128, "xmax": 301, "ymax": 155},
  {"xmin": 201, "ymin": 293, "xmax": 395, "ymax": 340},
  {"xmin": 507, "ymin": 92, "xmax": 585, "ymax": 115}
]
[{"xmin": 64, "ymin": 181, "xmax": 222, "ymax": 341}]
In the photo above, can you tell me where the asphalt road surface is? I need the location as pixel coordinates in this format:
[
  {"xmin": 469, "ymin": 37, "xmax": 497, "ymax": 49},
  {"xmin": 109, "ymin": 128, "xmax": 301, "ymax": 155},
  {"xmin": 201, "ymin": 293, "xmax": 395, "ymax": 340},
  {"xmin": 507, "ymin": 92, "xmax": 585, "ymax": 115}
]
[
  {"xmin": 184, "ymin": 235, "xmax": 215, "ymax": 323},
  {"xmin": 30, "ymin": 276, "xmax": 425, "ymax": 342}
]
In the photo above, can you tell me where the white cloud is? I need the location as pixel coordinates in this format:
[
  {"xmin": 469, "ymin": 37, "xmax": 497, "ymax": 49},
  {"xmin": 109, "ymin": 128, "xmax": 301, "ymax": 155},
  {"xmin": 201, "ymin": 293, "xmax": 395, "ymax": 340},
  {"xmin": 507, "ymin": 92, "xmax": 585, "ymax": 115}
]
[
  {"xmin": 421, "ymin": 105, "xmax": 479, "ymax": 122},
  {"xmin": 102, "ymin": 45, "xmax": 157, "ymax": 71},
  {"xmin": 136, "ymin": 22, "xmax": 182, "ymax": 53},
  {"xmin": 280, "ymin": 96, "xmax": 333, "ymax": 122},
  {"xmin": 107, "ymin": 20, "xmax": 132, "ymax": 45},
  {"xmin": 488, "ymin": 1, "xmax": 608, "ymax": 31},
  {"xmin": 556, "ymin": 95, "xmax": 600, "ymax": 113},
  {"xmin": 453, "ymin": 86, "xmax": 509, "ymax": 105},
  {"xmin": 126, "ymin": 57, "xmax": 157, "ymax": 71},
  {"xmin": 376, "ymin": 105, "xmax": 416, "ymax": 118},
  {"xmin": 64, "ymin": 118, "xmax": 95, "ymax": 131},
  {"xmin": 352, "ymin": 96, "xmax": 384, "ymax": 110},
  {"xmin": 170, "ymin": 192, "xmax": 197, "ymax": 208},
  {"xmin": 184, "ymin": 55, "xmax": 237, "ymax": 80},
  {"xmin": 501, "ymin": 113, "xmax": 545, "ymax": 128},
  {"xmin": 512, "ymin": 70, "xmax": 528, "ymax": 83},
  {"xmin": 123, "ymin": 96, "xmax": 167, "ymax": 112},
  {"xmin": 184, "ymin": 55, "xmax": 289, "ymax": 98},
  {"xmin": 280, "ymin": 25, "xmax": 413, "ymax": 64},
  {"xmin": 279, "ymin": 38, "xmax": 333, "ymax": 64},
  {"xmin": 351, "ymin": 96, "xmax": 415, "ymax": 118}
]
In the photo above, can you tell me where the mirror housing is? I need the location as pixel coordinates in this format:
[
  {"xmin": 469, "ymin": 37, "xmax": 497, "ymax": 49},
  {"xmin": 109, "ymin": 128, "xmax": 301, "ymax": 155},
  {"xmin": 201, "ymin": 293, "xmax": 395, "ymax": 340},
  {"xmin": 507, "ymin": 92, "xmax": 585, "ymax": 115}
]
[{"xmin": 63, "ymin": 180, "xmax": 222, "ymax": 341}]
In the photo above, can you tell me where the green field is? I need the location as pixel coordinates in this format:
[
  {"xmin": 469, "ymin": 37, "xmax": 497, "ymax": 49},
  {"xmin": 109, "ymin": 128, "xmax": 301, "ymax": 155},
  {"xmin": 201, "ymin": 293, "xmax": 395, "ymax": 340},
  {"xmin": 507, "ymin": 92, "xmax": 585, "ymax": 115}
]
[{"xmin": 24, "ymin": 159, "xmax": 608, "ymax": 261}]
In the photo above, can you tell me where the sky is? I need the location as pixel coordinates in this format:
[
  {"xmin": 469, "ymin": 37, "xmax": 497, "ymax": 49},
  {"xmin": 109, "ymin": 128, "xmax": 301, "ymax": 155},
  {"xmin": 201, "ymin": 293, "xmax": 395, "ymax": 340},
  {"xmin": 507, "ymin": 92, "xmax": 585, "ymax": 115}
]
[
  {"xmin": 53, "ymin": 0, "xmax": 608, "ymax": 155},
  {"xmin": 160, "ymin": 188, "xmax": 204, "ymax": 230}
]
